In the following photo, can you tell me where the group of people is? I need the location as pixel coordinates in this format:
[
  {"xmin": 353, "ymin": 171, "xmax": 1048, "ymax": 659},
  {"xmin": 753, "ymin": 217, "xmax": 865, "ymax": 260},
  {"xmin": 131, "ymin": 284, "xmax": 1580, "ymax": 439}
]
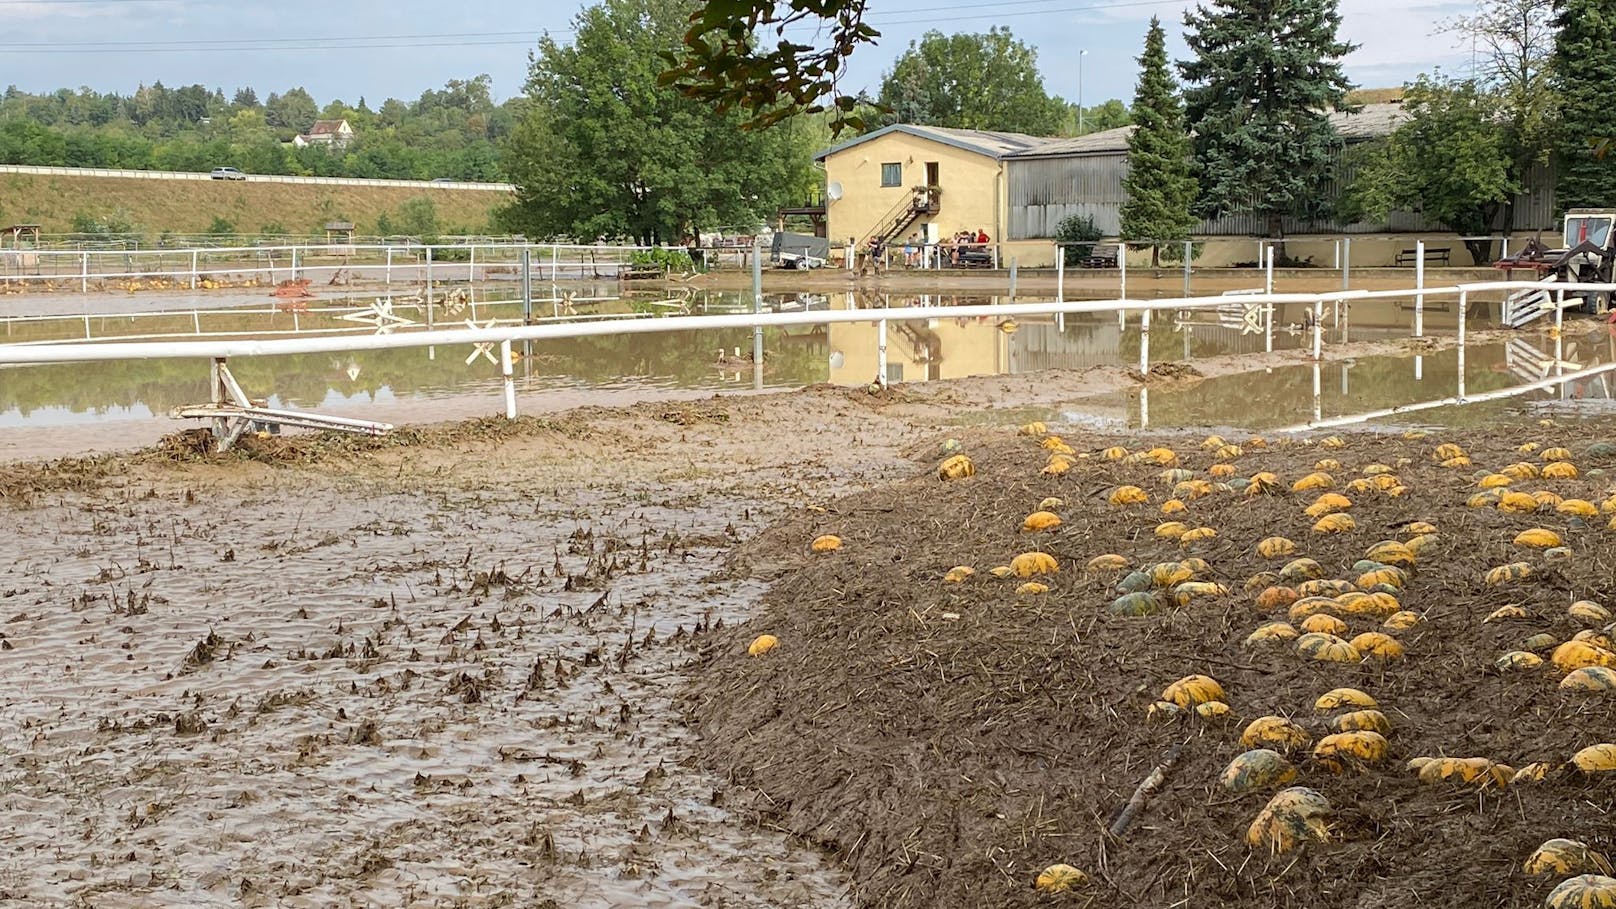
[{"xmin": 860, "ymin": 228, "xmax": 994, "ymax": 270}]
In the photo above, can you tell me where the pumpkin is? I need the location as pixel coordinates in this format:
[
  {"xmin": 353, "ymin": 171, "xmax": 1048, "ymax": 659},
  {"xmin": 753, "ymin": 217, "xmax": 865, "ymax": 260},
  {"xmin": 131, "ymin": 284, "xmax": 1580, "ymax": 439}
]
[
  {"xmin": 1499, "ymin": 491, "xmax": 1542, "ymax": 513},
  {"xmin": 1513, "ymin": 762, "xmax": 1555, "ymax": 784},
  {"xmin": 1546, "ymin": 875, "xmax": 1616, "ymax": 908},
  {"xmin": 1347, "ymin": 478, "xmax": 1376, "ymax": 494},
  {"xmin": 1315, "ymin": 458, "xmax": 1343, "ymax": 471},
  {"xmin": 1320, "ymin": 436, "xmax": 1346, "ymax": 450},
  {"xmin": 1086, "ymin": 554, "xmax": 1130, "ymax": 572},
  {"xmin": 1523, "ymin": 632, "xmax": 1560, "ymax": 651},
  {"xmin": 1292, "ymin": 472, "xmax": 1334, "ymax": 492},
  {"xmin": 1350, "ymin": 632, "xmax": 1405, "ymax": 661},
  {"xmin": 1162, "ymin": 674, "xmax": 1226, "ymax": 708},
  {"xmin": 1011, "ymin": 552, "xmax": 1060, "ymax": 577},
  {"xmin": 1297, "ymin": 581, "xmax": 1355, "ymax": 601},
  {"xmin": 1210, "ymin": 463, "xmax": 1238, "ymax": 478},
  {"xmin": 1142, "ymin": 446, "xmax": 1178, "ymax": 466},
  {"xmin": 1543, "ymin": 446, "xmax": 1575, "ymax": 462},
  {"xmin": 1415, "ymin": 756, "xmax": 1512, "ymax": 788},
  {"xmin": 1560, "ymin": 499, "xmax": 1602, "ymax": 517},
  {"xmin": 811, "ymin": 534, "xmax": 843, "ymax": 552},
  {"xmin": 1518, "ymin": 441, "xmax": 1541, "ymax": 453},
  {"xmin": 1158, "ymin": 468, "xmax": 1193, "ymax": 486},
  {"xmin": 1257, "ymin": 537, "xmax": 1298, "ymax": 559},
  {"xmin": 1248, "ymin": 472, "xmax": 1281, "ymax": 494},
  {"xmin": 1180, "ymin": 527, "xmax": 1218, "ymax": 545},
  {"xmin": 1216, "ymin": 444, "xmax": 1245, "ymax": 460},
  {"xmin": 1485, "ymin": 562, "xmax": 1534, "ymax": 585},
  {"xmin": 1287, "ymin": 597, "xmax": 1342, "ymax": 623},
  {"xmin": 1570, "ymin": 601, "xmax": 1612, "ymax": 624},
  {"xmin": 1496, "ymin": 651, "xmax": 1545, "ymax": 671},
  {"xmin": 990, "ymin": 566, "xmax": 1015, "ymax": 578},
  {"xmin": 1201, "ymin": 434, "xmax": 1227, "ymax": 450},
  {"xmin": 1471, "ymin": 490, "xmax": 1506, "ymax": 509},
  {"xmin": 1356, "ymin": 567, "xmax": 1408, "ymax": 590},
  {"xmin": 1102, "ymin": 446, "xmax": 1129, "ymax": 461},
  {"xmin": 1043, "ymin": 456, "xmax": 1074, "ymax": 476},
  {"xmin": 1245, "ymin": 622, "xmax": 1301, "ymax": 646},
  {"xmin": 1515, "ymin": 528, "xmax": 1565, "ymax": 548},
  {"xmin": 1018, "ymin": 421, "xmax": 1048, "ymax": 437},
  {"xmin": 1040, "ymin": 496, "xmax": 1065, "ymax": 509},
  {"xmin": 1017, "ymin": 582, "xmax": 1050, "ymax": 595},
  {"xmin": 1553, "ymin": 641, "xmax": 1616, "ymax": 672},
  {"xmin": 1108, "ymin": 591, "xmax": 1163, "ymax": 616},
  {"xmin": 1313, "ymin": 730, "xmax": 1388, "ymax": 771},
  {"xmin": 1300, "ymin": 614, "xmax": 1349, "ymax": 635},
  {"xmin": 1304, "ymin": 493, "xmax": 1354, "ymax": 518},
  {"xmin": 1022, "ymin": 511, "xmax": 1062, "ymax": 533},
  {"xmin": 1366, "ymin": 592, "xmax": 1403, "ymax": 617},
  {"xmin": 1221, "ymin": 749, "xmax": 1298, "ymax": 792},
  {"xmin": 1405, "ymin": 533, "xmax": 1441, "ymax": 555},
  {"xmin": 1365, "ymin": 541, "xmax": 1417, "ymax": 567},
  {"xmin": 1544, "ymin": 461, "xmax": 1581, "ymax": 480},
  {"xmin": 1279, "ymin": 558, "xmax": 1325, "ymax": 582},
  {"xmin": 1296, "ymin": 633, "xmax": 1360, "ymax": 663},
  {"xmin": 1562, "ymin": 666, "xmax": 1616, "ymax": 691},
  {"xmin": 943, "ymin": 566, "xmax": 976, "ymax": 583},
  {"xmin": 1485, "ymin": 604, "xmax": 1532, "ymax": 623},
  {"xmin": 1245, "ymin": 571, "xmax": 1282, "ymax": 591},
  {"xmin": 1147, "ymin": 701, "xmax": 1183, "ymax": 720},
  {"xmin": 1535, "ymin": 490, "xmax": 1567, "ymax": 507},
  {"xmin": 1117, "ymin": 571, "xmax": 1153, "ymax": 594},
  {"xmin": 1401, "ymin": 521, "xmax": 1437, "ymax": 535},
  {"xmin": 1383, "ymin": 611, "xmax": 1423, "ymax": 631},
  {"xmin": 1109, "ymin": 485, "xmax": 1149, "ymax": 506},
  {"xmin": 1503, "ymin": 462, "xmax": 1541, "ymax": 479},
  {"xmin": 1574, "ymin": 630, "xmax": 1616, "ymax": 650},
  {"xmin": 1478, "ymin": 473, "xmax": 1514, "ymax": 488},
  {"xmin": 1241, "ymin": 716, "xmax": 1312, "ymax": 752},
  {"xmin": 1442, "ymin": 456, "xmax": 1474, "ymax": 469},
  {"xmin": 938, "ymin": 455, "xmax": 976, "ymax": 480},
  {"xmin": 748, "ymin": 634, "xmax": 779, "ymax": 656},
  {"xmin": 1316, "ymin": 688, "xmax": 1377, "ymax": 711},
  {"xmin": 1174, "ymin": 479, "xmax": 1215, "ymax": 500},
  {"xmin": 1245, "ymin": 787, "xmax": 1331, "ymax": 853},
  {"xmin": 1195, "ymin": 701, "xmax": 1232, "ymax": 718},
  {"xmin": 1312, "ymin": 513, "xmax": 1356, "ymax": 534},
  {"xmin": 1525, "ymin": 840, "xmax": 1613, "ymax": 877},
  {"xmin": 1161, "ymin": 498, "xmax": 1188, "ymax": 514},
  {"xmin": 1572, "ymin": 744, "xmax": 1616, "ymax": 773},
  {"xmin": 1034, "ymin": 863, "xmax": 1088, "ymax": 894},
  {"xmin": 1180, "ymin": 557, "xmax": 1211, "ymax": 575},
  {"xmin": 1173, "ymin": 581, "xmax": 1228, "ymax": 605},
  {"xmin": 1332, "ymin": 709, "xmax": 1391, "ymax": 735},
  {"xmin": 1042, "ymin": 436, "xmax": 1076, "ymax": 455},
  {"xmin": 1256, "ymin": 586, "xmax": 1300, "ymax": 612},
  {"xmin": 1433, "ymin": 443, "xmax": 1467, "ymax": 461}
]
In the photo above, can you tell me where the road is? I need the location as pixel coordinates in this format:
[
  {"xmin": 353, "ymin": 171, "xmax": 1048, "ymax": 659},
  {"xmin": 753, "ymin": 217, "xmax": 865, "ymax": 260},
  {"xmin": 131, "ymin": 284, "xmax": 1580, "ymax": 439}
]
[{"xmin": 0, "ymin": 163, "xmax": 514, "ymax": 192}]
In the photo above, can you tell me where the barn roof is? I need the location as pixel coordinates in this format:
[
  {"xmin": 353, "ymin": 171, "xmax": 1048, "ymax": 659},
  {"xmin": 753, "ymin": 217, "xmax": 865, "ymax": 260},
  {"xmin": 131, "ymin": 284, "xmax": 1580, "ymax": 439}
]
[{"xmin": 814, "ymin": 124, "xmax": 1059, "ymax": 162}]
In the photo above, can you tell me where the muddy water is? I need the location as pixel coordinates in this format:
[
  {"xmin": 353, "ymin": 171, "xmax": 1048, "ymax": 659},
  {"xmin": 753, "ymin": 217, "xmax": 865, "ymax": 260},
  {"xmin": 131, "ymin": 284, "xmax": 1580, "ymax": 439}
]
[{"xmin": 0, "ymin": 479, "xmax": 851, "ymax": 907}]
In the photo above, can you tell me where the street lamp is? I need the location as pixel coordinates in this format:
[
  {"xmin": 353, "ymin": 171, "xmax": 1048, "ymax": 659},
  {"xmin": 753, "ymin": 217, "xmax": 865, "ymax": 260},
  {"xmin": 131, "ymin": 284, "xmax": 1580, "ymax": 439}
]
[{"xmin": 1078, "ymin": 49, "xmax": 1088, "ymax": 134}]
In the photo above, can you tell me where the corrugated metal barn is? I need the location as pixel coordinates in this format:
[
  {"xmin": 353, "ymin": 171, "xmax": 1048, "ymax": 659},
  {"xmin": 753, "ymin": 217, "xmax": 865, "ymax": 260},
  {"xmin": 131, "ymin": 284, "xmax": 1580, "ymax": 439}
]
[{"xmin": 1005, "ymin": 102, "xmax": 1559, "ymax": 240}]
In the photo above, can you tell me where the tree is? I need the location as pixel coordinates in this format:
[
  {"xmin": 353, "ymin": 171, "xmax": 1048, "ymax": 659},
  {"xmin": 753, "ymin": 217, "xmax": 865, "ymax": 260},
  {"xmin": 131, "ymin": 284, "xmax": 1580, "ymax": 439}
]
[
  {"xmin": 1179, "ymin": 0, "xmax": 1356, "ymax": 241},
  {"xmin": 1065, "ymin": 99, "xmax": 1131, "ymax": 136},
  {"xmin": 1551, "ymin": 0, "xmax": 1616, "ymax": 209},
  {"xmin": 264, "ymin": 88, "xmax": 318, "ymax": 133},
  {"xmin": 1119, "ymin": 17, "xmax": 1197, "ymax": 263},
  {"xmin": 501, "ymin": 0, "xmax": 811, "ymax": 244},
  {"xmin": 1344, "ymin": 77, "xmax": 1514, "ymax": 263},
  {"xmin": 660, "ymin": 0, "xmax": 877, "ymax": 131},
  {"xmin": 875, "ymin": 28, "xmax": 1066, "ymax": 135}
]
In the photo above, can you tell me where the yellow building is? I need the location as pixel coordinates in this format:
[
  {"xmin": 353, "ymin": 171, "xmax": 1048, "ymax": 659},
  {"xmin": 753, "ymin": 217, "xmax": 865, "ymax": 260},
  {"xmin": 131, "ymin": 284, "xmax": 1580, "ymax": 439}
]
[{"xmin": 817, "ymin": 125, "xmax": 1057, "ymax": 264}]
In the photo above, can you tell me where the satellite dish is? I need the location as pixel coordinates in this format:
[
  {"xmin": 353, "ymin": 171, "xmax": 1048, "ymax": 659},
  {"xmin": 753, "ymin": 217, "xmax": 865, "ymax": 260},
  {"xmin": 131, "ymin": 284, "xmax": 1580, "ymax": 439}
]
[{"xmin": 826, "ymin": 181, "xmax": 844, "ymax": 202}]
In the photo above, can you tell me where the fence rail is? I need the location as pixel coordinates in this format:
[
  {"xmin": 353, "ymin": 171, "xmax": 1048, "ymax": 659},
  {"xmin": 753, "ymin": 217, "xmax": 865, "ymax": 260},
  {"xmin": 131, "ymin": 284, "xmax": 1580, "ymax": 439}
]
[{"xmin": 0, "ymin": 163, "xmax": 514, "ymax": 192}]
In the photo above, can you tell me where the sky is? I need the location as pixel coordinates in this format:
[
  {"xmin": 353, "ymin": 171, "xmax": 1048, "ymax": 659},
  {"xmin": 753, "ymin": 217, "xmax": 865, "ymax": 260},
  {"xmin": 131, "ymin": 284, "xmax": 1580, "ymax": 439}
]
[{"xmin": 0, "ymin": 0, "xmax": 1479, "ymax": 108}]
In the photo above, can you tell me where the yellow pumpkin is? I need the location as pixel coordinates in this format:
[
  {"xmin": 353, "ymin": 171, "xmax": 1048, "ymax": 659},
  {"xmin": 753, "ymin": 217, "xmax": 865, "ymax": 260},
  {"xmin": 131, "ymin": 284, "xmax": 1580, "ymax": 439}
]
[
  {"xmin": 1545, "ymin": 874, "xmax": 1616, "ymax": 909},
  {"xmin": 1039, "ymin": 496, "xmax": 1065, "ymax": 509},
  {"xmin": 1502, "ymin": 462, "xmax": 1541, "ymax": 479},
  {"xmin": 1485, "ymin": 604, "xmax": 1531, "ymax": 623},
  {"xmin": 1180, "ymin": 527, "xmax": 1218, "ymax": 545},
  {"xmin": 943, "ymin": 566, "xmax": 975, "ymax": 583},
  {"xmin": 1022, "ymin": 511, "xmax": 1063, "ymax": 533},
  {"xmin": 1173, "ymin": 581, "xmax": 1229, "ymax": 606},
  {"xmin": 1016, "ymin": 581, "xmax": 1050, "ymax": 595},
  {"xmin": 1542, "ymin": 446, "xmax": 1575, "ymax": 462},
  {"xmin": 1433, "ymin": 443, "xmax": 1467, "ymax": 461},
  {"xmin": 1383, "ymin": 610, "xmax": 1423, "ymax": 631},
  {"xmin": 1245, "ymin": 622, "xmax": 1301, "ymax": 646},
  {"xmin": 811, "ymin": 534, "xmax": 843, "ymax": 552},
  {"xmin": 938, "ymin": 454, "xmax": 976, "ymax": 480},
  {"xmin": 1296, "ymin": 632, "xmax": 1360, "ymax": 663},
  {"xmin": 1543, "ymin": 461, "xmax": 1580, "ymax": 480},
  {"xmin": 1405, "ymin": 533, "xmax": 1441, "ymax": 555},
  {"xmin": 1575, "ymin": 630, "xmax": 1616, "ymax": 650},
  {"xmin": 1347, "ymin": 478, "xmax": 1376, "ymax": 494},
  {"xmin": 1248, "ymin": 471, "xmax": 1281, "ymax": 494},
  {"xmin": 1220, "ymin": 749, "xmax": 1298, "ymax": 792},
  {"xmin": 1241, "ymin": 716, "xmax": 1313, "ymax": 752},
  {"xmin": 1478, "ymin": 473, "xmax": 1514, "ymax": 488},
  {"xmin": 1315, "ymin": 458, "xmax": 1342, "ymax": 471},
  {"xmin": 1316, "ymin": 688, "xmax": 1377, "ymax": 711},
  {"xmin": 747, "ymin": 634, "xmax": 779, "ymax": 656},
  {"xmin": 1200, "ymin": 434, "xmax": 1227, "ymax": 450},
  {"xmin": 1365, "ymin": 541, "xmax": 1416, "ymax": 567},
  {"xmin": 1085, "ymin": 554, "xmax": 1129, "ymax": 572},
  {"xmin": 1287, "ymin": 597, "xmax": 1342, "ymax": 622},
  {"xmin": 989, "ymin": 566, "xmax": 1015, "ymax": 578},
  {"xmin": 1216, "ymin": 444, "xmax": 1245, "ymax": 460},
  {"xmin": 1195, "ymin": 700, "xmax": 1232, "ymax": 718},
  {"xmin": 1174, "ymin": 479, "xmax": 1216, "ymax": 500},
  {"xmin": 1468, "ymin": 491, "xmax": 1503, "ymax": 508},
  {"xmin": 1571, "ymin": 744, "xmax": 1616, "ymax": 773},
  {"xmin": 1034, "ymin": 864, "xmax": 1088, "ymax": 894},
  {"xmin": 1350, "ymin": 632, "xmax": 1405, "ymax": 661},
  {"xmin": 1513, "ymin": 762, "xmax": 1555, "ymax": 785},
  {"xmin": 1143, "ymin": 446, "xmax": 1179, "ymax": 466},
  {"xmin": 1160, "ymin": 498, "xmax": 1188, "ymax": 514},
  {"xmin": 1356, "ymin": 567, "xmax": 1407, "ymax": 590},
  {"xmin": 1485, "ymin": 562, "xmax": 1535, "ymax": 585},
  {"xmin": 1292, "ymin": 472, "xmax": 1335, "ymax": 492},
  {"xmin": 1279, "ymin": 558, "xmax": 1325, "ymax": 581},
  {"xmin": 1150, "ymin": 562, "xmax": 1195, "ymax": 587},
  {"xmin": 1300, "ymin": 614, "xmax": 1348, "ymax": 635},
  {"xmin": 1514, "ymin": 528, "xmax": 1564, "ymax": 548},
  {"xmin": 1560, "ymin": 498, "xmax": 1601, "ymax": 518},
  {"xmin": 1017, "ymin": 421, "xmax": 1048, "ymax": 437},
  {"xmin": 1102, "ymin": 446, "xmax": 1129, "ymax": 461},
  {"xmin": 1010, "ymin": 552, "xmax": 1060, "ymax": 577},
  {"xmin": 1441, "ymin": 456, "xmax": 1473, "ymax": 469},
  {"xmin": 1498, "ymin": 491, "xmax": 1543, "ymax": 513},
  {"xmin": 1304, "ymin": 493, "xmax": 1354, "ymax": 518},
  {"xmin": 1333, "ymin": 709, "xmax": 1391, "ymax": 735},
  {"xmin": 1312, "ymin": 513, "xmax": 1356, "ymax": 534},
  {"xmin": 1570, "ymin": 601, "xmax": 1612, "ymax": 624},
  {"xmin": 1313, "ymin": 730, "xmax": 1389, "ymax": 771},
  {"xmin": 1534, "ymin": 490, "xmax": 1566, "ymax": 507},
  {"xmin": 1245, "ymin": 787, "xmax": 1331, "ymax": 853},
  {"xmin": 1257, "ymin": 537, "xmax": 1297, "ymax": 559},
  {"xmin": 1210, "ymin": 463, "xmax": 1237, "ymax": 478},
  {"xmin": 1109, "ymin": 485, "xmax": 1149, "ymax": 506},
  {"xmin": 1495, "ymin": 651, "xmax": 1545, "ymax": 672},
  {"xmin": 1403, "ymin": 520, "xmax": 1437, "ymax": 535},
  {"xmin": 1255, "ymin": 586, "xmax": 1299, "ymax": 612},
  {"xmin": 1518, "ymin": 441, "xmax": 1541, "ymax": 453},
  {"xmin": 1415, "ymin": 756, "xmax": 1512, "ymax": 789},
  {"xmin": 1561, "ymin": 666, "xmax": 1616, "ymax": 691},
  {"xmin": 1162, "ymin": 674, "xmax": 1226, "ymax": 708},
  {"xmin": 1552, "ymin": 641, "xmax": 1616, "ymax": 673},
  {"xmin": 1042, "ymin": 436, "xmax": 1075, "ymax": 454},
  {"xmin": 1043, "ymin": 455, "xmax": 1073, "ymax": 476},
  {"xmin": 1524, "ymin": 839, "xmax": 1613, "ymax": 876},
  {"xmin": 1320, "ymin": 436, "xmax": 1346, "ymax": 450}
]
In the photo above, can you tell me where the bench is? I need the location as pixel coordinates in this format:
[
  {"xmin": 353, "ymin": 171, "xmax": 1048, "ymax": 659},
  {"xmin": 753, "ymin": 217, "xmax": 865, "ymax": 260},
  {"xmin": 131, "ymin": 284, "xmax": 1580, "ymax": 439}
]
[
  {"xmin": 956, "ymin": 245, "xmax": 995, "ymax": 268},
  {"xmin": 1395, "ymin": 247, "xmax": 1450, "ymax": 266},
  {"xmin": 1080, "ymin": 242, "xmax": 1119, "ymax": 268}
]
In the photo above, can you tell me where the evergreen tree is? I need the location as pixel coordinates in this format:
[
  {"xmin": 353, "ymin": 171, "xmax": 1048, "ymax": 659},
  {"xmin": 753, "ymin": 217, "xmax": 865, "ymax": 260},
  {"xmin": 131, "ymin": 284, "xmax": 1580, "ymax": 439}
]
[
  {"xmin": 1551, "ymin": 0, "xmax": 1616, "ymax": 209},
  {"xmin": 1179, "ymin": 0, "xmax": 1356, "ymax": 241},
  {"xmin": 1119, "ymin": 17, "xmax": 1197, "ymax": 264}
]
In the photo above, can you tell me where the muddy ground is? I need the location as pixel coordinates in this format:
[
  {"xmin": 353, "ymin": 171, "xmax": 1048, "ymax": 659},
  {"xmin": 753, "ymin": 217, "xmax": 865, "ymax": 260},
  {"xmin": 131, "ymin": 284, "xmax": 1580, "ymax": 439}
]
[{"xmin": 3, "ymin": 364, "xmax": 1614, "ymax": 907}]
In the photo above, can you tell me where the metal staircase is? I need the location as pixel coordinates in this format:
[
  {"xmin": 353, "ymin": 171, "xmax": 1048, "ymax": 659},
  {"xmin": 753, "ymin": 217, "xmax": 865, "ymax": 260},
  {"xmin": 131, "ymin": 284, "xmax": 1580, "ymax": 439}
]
[{"xmin": 866, "ymin": 186, "xmax": 940, "ymax": 250}]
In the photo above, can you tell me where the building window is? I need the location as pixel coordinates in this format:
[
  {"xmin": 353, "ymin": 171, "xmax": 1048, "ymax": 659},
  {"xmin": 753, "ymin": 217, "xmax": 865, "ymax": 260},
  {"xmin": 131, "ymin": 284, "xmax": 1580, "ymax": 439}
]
[{"xmin": 881, "ymin": 163, "xmax": 902, "ymax": 187}]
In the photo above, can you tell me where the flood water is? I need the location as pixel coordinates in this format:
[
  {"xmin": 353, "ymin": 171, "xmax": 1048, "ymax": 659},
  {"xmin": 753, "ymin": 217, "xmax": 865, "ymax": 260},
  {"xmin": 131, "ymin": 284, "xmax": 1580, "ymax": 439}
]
[{"xmin": 2, "ymin": 284, "xmax": 1611, "ymax": 459}]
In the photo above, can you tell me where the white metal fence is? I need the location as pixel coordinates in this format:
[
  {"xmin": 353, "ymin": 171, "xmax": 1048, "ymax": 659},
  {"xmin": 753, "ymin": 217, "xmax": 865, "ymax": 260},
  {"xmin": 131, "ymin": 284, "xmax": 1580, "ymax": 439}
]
[{"xmin": 0, "ymin": 163, "xmax": 513, "ymax": 192}]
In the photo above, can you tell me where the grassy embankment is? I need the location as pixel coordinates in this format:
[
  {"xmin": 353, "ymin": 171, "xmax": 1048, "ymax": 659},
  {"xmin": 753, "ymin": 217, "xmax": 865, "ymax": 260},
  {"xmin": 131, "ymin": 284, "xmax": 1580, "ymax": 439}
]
[{"xmin": 0, "ymin": 172, "xmax": 510, "ymax": 237}]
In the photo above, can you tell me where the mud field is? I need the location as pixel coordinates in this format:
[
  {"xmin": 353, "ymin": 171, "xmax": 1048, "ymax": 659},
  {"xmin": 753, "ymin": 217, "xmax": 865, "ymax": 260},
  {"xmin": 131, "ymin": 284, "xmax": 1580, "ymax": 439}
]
[
  {"xmin": 696, "ymin": 422, "xmax": 1616, "ymax": 908},
  {"xmin": 4, "ymin": 370, "xmax": 1616, "ymax": 907}
]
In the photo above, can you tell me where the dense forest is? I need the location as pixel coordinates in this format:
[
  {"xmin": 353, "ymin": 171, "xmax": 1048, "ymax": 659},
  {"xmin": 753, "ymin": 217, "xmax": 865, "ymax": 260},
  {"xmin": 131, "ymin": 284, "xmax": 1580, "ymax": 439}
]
[{"xmin": 0, "ymin": 76, "xmax": 514, "ymax": 181}]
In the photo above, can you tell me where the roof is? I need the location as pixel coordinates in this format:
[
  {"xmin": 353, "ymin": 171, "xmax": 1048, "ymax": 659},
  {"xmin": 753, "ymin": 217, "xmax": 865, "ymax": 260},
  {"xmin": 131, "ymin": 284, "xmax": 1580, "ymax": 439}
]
[
  {"xmin": 1327, "ymin": 101, "xmax": 1406, "ymax": 141},
  {"xmin": 1003, "ymin": 102, "xmax": 1409, "ymax": 161},
  {"xmin": 307, "ymin": 119, "xmax": 351, "ymax": 136},
  {"xmin": 1008, "ymin": 126, "xmax": 1134, "ymax": 159},
  {"xmin": 814, "ymin": 124, "xmax": 1059, "ymax": 162}
]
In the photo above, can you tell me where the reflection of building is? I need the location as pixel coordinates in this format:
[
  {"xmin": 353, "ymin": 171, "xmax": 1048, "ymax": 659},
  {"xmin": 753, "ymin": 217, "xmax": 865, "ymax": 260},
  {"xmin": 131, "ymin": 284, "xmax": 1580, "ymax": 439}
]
[{"xmin": 825, "ymin": 294, "xmax": 1012, "ymax": 385}]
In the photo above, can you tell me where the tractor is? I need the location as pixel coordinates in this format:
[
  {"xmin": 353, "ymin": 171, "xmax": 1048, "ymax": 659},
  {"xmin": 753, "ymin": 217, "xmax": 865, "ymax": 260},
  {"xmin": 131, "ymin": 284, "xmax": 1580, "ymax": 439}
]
[{"xmin": 1493, "ymin": 208, "xmax": 1615, "ymax": 326}]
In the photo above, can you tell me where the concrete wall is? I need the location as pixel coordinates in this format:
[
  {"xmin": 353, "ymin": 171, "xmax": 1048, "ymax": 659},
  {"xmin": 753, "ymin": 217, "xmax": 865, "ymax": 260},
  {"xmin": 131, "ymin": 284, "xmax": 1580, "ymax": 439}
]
[{"xmin": 823, "ymin": 134, "xmax": 1005, "ymax": 249}]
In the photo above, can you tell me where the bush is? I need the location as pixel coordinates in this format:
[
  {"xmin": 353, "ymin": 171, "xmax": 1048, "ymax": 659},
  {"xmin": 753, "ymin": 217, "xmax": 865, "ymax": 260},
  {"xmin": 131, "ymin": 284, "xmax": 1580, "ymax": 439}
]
[
  {"xmin": 629, "ymin": 248, "xmax": 695, "ymax": 273},
  {"xmin": 206, "ymin": 216, "xmax": 236, "ymax": 237},
  {"xmin": 70, "ymin": 208, "xmax": 140, "ymax": 238},
  {"xmin": 1056, "ymin": 213, "xmax": 1104, "ymax": 265}
]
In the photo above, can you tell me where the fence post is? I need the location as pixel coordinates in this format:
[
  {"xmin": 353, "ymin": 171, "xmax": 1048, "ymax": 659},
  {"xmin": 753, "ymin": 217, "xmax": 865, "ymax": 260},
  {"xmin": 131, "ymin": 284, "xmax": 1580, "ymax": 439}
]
[
  {"xmin": 425, "ymin": 246, "xmax": 434, "ymax": 329},
  {"xmin": 521, "ymin": 246, "xmax": 533, "ymax": 325},
  {"xmin": 501, "ymin": 340, "xmax": 517, "ymax": 419},
  {"xmin": 291, "ymin": 245, "xmax": 300, "ymax": 281},
  {"xmin": 1264, "ymin": 245, "xmax": 1274, "ymax": 294},
  {"xmin": 468, "ymin": 244, "xmax": 476, "ymax": 284},
  {"xmin": 81, "ymin": 250, "xmax": 88, "ymax": 292},
  {"xmin": 550, "ymin": 244, "xmax": 559, "ymax": 282},
  {"xmin": 385, "ymin": 247, "xmax": 393, "ymax": 287},
  {"xmin": 876, "ymin": 318, "xmax": 888, "ymax": 388},
  {"xmin": 1312, "ymin": 362, "xmax": 1323, "ymax": 424},
  {"xmin": 1312, "ymin": 298, "xmax": 1324, "ymax": 360},
  {"xmin": 1055, "ymin": 244, "xmax": 1065, "ymax": 302},
  {"xmin": 1342, "ymin": 238, "xmax": 1351, "ymax": 291},
  {"xmin": 1182, "ymin": 240, "xmax": 1192, "ymax": 296},
  {"xmin": 190, "ymin": 249, "xmax": 199, "ymax": 290},
  {"xmin": 752, "ymin": 234, "xmax": 764, "ymax": 368},
  {"xmin": 1139, "ymin": 307, "xmax": 1151, "ymax": 375},
  {"xmin": 1456, "ymin": 289, "xmax": 1468, "ymax": 400},
  {"xmin": 1414, "ymin": 239, "xmax": 1425, "ymax": 337},
  {"xmin": 1119, "ymin": 241, "xmax": 1128, "ymax": 300},
  {"xmin": 1008, "ymin": 257, "xmax": 1018, "ymax": 302}
]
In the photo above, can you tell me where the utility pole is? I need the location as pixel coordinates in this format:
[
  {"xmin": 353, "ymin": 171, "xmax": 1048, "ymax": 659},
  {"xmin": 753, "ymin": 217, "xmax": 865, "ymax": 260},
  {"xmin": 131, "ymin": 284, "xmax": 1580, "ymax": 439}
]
[{"xmin": 1078, "ymin": 49, "xmax": 1088, "ymax": 134}]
